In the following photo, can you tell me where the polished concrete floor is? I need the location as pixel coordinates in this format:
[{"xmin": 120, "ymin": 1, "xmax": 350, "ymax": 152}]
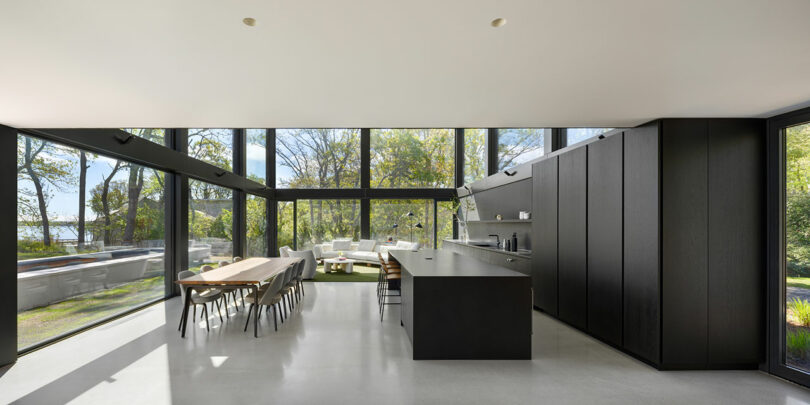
[{"xmin": 1, "ymin": 282, "xmax": 810, "ymax": 405}]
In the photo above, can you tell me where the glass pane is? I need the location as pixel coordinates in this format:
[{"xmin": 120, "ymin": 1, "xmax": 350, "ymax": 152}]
[
  {"xmin": 464, "ymin": 129, "xmax": 487, "ymax": 184},
  {"xmin": 121, "ymin": 128, "xmax": 165, "ymax": 146},
  {"xmin": 498, "ymin": 129, "xmax": 546, "ymax": 171},
  {"xmin": 246, "ymin": 129, "xmax": 267, "ymax": 185},
  {"xmin": 296, "ymin": 199, "xmax": 360, "ymax": 249},
  {"xmin": 277, "ymin": 201, "xmax": 295, "ymax": 252},
  {"xmin": 276, "ymin": 129, "xmax": 360, "ymax": 188},
  {"xmin": 188, "ymin": 128, "xmax": 234, "ymax": 171},
  {"xmin": 785, "ymin": 122, "xmax": 810, "ymax": 373},
  {"xmin": 370, "ymin": 200, "xmax": 434, "ymax": 248},
  {"xmin": 370, "ymin": 129, "xmax": 455, "ymax": 188},
  {"xmin": 436, "ymin": 201, "xmax": 456, "ymax": 248},
  {"xmin": 246, "ymin": 194, "xmax": 267, "ymax": 257},
  {"xmin": 17, "ymin": 134, "xmax": 166, "ymax": 350},
  {"xmin": 188, "ymin": 179, "xmax": 233, "ymax": 269},
  {"xmin": 566, "ymin": 128, "xmax": 613, "ymax": 146}
]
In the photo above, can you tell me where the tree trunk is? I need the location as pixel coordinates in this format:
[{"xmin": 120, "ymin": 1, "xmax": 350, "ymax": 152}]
[
  {"xmin": 101, "ymin": 162, "xmax": 122, "ymax": 245},
  {"xmin": 78, "ymin": 151, "xmax": 87, "ymax": 248},
  {"xmin": 25, "ymin": 138, "xmax": 51, "ymax": 246},
  {"xmin": 123, "ymin": 166, "xmax": 144, "ymax": 245}
]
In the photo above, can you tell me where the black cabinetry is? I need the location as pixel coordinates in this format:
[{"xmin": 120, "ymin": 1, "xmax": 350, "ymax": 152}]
[
  {"xmin": 557, "ymin": 148, "xmax": 588, "ymax": 330},
  {"xmin": 587, "ymin": 133, "xmax": 623, "ymax": 346},
  {"xmin": 532, "ymin": 157, "xmax": 558, "ymax": 315},
  {"xmin": 532, "ymin": 119, "xmax": 764, "ymax": 369}
]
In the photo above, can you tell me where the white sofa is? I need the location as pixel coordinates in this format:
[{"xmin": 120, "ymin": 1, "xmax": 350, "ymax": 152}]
[{"xmin": 311, "ymin": 239, "xmax": 419, "ymax": 265}]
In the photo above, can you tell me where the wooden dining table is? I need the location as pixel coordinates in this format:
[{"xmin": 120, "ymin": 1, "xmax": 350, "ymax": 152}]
[{"xmin": 176, "ymin": 257, "xmax": 302, "ymax": 338}]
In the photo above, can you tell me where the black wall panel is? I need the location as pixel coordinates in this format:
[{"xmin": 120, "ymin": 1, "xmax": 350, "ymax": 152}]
[
  {"xmin": 623, "ymin": 122, "xmax": 661, "ymax": 363},
  {"xmin": 661, "ymin": 119, "xmax": 709, "ymax": 367},
  {"xmin": 557, "ymin": 147, "xmax": 588, "ymax": 329},
  {"xmin": 707, "ymin": 119, "xmax": 765, "ymax": 365},
  {"xmin": 587, "ymin": 133, "xmax": 624, "ymax": 346},
  {"xmin": 0, "ymin": 126, "xmax": 17, "ymax": 366},
  {"xmin": 532, "ymin": 158, "xmax": 558, "ymax": 315}
]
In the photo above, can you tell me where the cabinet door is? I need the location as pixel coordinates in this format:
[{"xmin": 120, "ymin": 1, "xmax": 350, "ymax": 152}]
[
  {"xmin": 532, "ymin": 158, "xmax": 558, "ymax": 314},
  {"xmin": 707, "ymin": 119, "xmax": 764, "ymax": 365},
  {"xmin": 557, "ymin": 148, "xmax": 587, "ymax": 329},
  {"xmin": 661, "ymin": 119, "xmax": 708, "ymax": 367},
  {"xmin": 587, "ymin": 133, "xmax": 624, "ymax": 346},
  {"xmin": 623, "ymin": 122, "xmax": 661, "ymax": 364}
]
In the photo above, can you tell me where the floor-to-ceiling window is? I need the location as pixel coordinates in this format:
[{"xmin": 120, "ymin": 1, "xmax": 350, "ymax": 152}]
[
  {"xmin": 370, "ymin": 128, "xmax": 455, "ymax": 188},
  {"xmin": 188, "ymin": 179, "xmax": 233, "ymax": 269},
  {"xmin": 497, "ymin": 128, "xmax": 546, "ymax": 171},
  {"xmin": 246, "ymin": 194, "xmax": 267, "ymax": 257},
  {"xmin": 565, "ymin": 128, "xmax": 613, "ymax": 146},
  {"xmin": 276, "ymin": 128, "xmax": 360, "ymax": 188},
  {"xmin": 277, "ymin": 201, "xmax": 295, "ymax": 251},
  {"xmin": 246, "ymin": 129, "xmax": 267, "ymax": 185},
  {"xmin": 16, "ymin": 133, "xmax": 166, "ymax": 350},
  {"xmin": 464, "ymin": 129, "xmax": 487, "ymax": 184},
  {"xmin": 188, "ymin": 128, "xmax": 234, "ymax": 171},
  {"xmin": 370, "ymin": 200, "xmax": 435, "ymax": 248},
  {"xmin": 296, "ymin": 199, "xmax": 360, "ymax": 249},
  {"xmin": 784, "ymin": 121, "xmax": 810, "ymax": 374}
]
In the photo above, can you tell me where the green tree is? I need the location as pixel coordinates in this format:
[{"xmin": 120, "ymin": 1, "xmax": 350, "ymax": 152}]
[
  {"xmin": 17, "ymin": 135, "xmax": 75, "ymax": 246},
  {"xmin": 786, "ymin": 123, "xmax": 810, "ymax": 275}
]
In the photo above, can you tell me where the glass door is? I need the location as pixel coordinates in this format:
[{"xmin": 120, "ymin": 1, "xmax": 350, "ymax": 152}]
[{"xmin": 785, "ymin": 122, "xmax": 810, "ymax": 373}]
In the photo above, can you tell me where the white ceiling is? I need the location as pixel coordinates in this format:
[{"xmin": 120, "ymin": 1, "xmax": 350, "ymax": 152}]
[{"xmin": 1, "ymin": 0, "xmax": 810, "ymax": 128}]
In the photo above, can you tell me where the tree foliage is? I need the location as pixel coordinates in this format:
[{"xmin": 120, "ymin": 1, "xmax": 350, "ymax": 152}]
[{"xmin": 787, "ymin": 123, "xmax": 810, "ymax": 275}]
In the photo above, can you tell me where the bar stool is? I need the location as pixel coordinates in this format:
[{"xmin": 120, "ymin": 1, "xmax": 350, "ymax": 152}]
[
  {"xmin": 377, "ymin": 253, "xmax": 401, "ymax": 321},
  {"xmin": 377, "ymin": 253, "xmax": 400, "ymax": 301}
]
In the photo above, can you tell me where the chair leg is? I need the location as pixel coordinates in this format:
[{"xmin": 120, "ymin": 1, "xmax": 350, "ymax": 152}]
[
  {"xmin": 273, "ymin": 305, "xmax": 278, "ymax": 331},
  {"xmin": 300, "ymin": 280, "xmax": 305, "ymax": 296},
  {"xmin": 216, "ymin": 299, "xmax": 224, "ymax": 322},
  {"xmin": 203, "ymin": 304, "xmax": 210, "ymax": 332},
  {"xmin": 380, "ymin": 285, "xmax": 386, "ymax": 321},
  {"xmin": 278, "ymin": 303, "xmax": 284, "ymax": 323},
  {"xmin": 193, "ymin": 304, "xmax": 197, "ymax": 322},
  {"xmin": 244, "ymin": 304, "xmax": 254, "ymax": 332},
  {"xmin": 239, "ymin": 289, "xmax": 245, "ymax": 308},
  {"xmin": 258, "ymin": 305, "xmax": 262, "ymax": 320}
]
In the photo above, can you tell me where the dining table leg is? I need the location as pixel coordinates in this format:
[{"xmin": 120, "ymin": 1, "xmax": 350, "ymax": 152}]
[
  {"xmin": 180, "ymin": 285, "xmax": 193, "ymax": 338},
  {"xmin": 252, "ymin": 285, "xmax": 259, "ymax": 338}
]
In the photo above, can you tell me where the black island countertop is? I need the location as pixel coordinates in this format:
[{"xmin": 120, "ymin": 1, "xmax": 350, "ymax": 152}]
[
  {"xmin": 390, "ymin": 249, "xmax": 528, "ymax": 278},
  {"xmin": 390, "ymin": 248, "xmax": 532, "ymax": 360}
]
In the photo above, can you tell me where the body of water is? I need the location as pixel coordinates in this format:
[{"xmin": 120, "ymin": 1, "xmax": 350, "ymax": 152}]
[{"xmin": 18, "ymin": 225, "xmax": 92, "ymax": 241}]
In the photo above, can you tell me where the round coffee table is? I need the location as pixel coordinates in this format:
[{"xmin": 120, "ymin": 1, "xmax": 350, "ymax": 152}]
[{"xmin": 323, "ymin": 258, "xmax": 356, "ymax": 274}]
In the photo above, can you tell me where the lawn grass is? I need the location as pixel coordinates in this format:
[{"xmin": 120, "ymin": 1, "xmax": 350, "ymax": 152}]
[
  {"xmin": 17, "ymin": 276, "xmax": 165, "ymax": 350},
  {"xmin": 788, "ymin": 277, "xmax": 810, "ymax": 289}
]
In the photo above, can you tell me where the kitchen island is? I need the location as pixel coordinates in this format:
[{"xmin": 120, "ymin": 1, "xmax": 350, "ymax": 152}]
[{"xmin": 390, "ymin": 249, "xmax": 532, "ymax": 360}]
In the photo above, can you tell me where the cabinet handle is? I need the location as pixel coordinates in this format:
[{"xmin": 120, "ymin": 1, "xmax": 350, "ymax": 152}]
[{"xmin": 506, "ymin": 258, "xmax": 515, "ymax": 262}]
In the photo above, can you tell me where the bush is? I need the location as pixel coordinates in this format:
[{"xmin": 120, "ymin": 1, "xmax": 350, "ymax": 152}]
[
  {"xmin": 790, "ymin": 298, "xmax": 810, "ymax": 326},
  {"xmin": 17, "ymin": 239, "xmax": 68, "ymax": 259},
  {"xmin": 788, "ymin": 329, "xmax": 810, "ymax": 359}
]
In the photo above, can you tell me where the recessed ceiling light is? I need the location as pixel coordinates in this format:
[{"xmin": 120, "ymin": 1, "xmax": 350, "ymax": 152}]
[
  {"xmin": 491, "ymin": 18, "xmax": 506, "ymax": 28},
  {"xmin": 243, "ymin": 17, "xmax": 256, "ymax": 27}
]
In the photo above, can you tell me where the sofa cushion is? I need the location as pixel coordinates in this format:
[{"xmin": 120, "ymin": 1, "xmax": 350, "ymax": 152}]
[
  {"xmin": 332, "ymin": 240, "xmax": 352, "ymax": 251},
  {"xmin": 346, "ymin": 250, "xmax": 379, "ymax": 263},
  {"xmin": 357, "ymin": 239, "xmax": 376, "ymax": 252},
  {"xmin": 279, "ymin": 246, "xmax": 292, "ymax": 257},
  {"xmin": 395, "ymin": 240, "xmax": 411, "ymax": 249},
  {"xmin": 321, "ymin": 251, "xmax": 340, "ymax": 259}
]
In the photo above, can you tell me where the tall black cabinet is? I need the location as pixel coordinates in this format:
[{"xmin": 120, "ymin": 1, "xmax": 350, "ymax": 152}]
[
  {"xmin": 557, "ymin": 148, "xmax": 587, "ymax": 330},
  {"xmin": 531, "ymin": 119, "xmax": 764, "ymax": 370},
  {"xmin": 532, "ymin": 158, "xmax": 558, "ymax": 315},
  {"xmin": 587, "ymin": 133, "xmax": 623, "ymax": 347}
]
